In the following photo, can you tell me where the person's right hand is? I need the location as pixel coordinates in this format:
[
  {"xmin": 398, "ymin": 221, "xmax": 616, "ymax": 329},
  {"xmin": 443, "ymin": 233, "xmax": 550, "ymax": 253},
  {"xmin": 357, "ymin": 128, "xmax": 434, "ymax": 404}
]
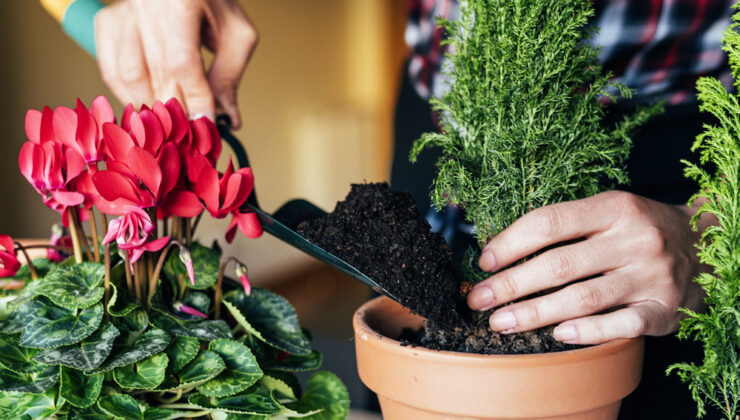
[{"xmin": 94, "ymin": 0, "xmax": 258, "ymax": 128}]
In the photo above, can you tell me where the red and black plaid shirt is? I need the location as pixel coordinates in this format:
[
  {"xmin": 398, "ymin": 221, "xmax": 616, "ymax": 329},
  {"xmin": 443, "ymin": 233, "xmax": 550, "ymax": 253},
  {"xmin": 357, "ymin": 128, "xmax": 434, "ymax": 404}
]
[{"xmin": 406, "ymin": 0, "xmax": 735, "ymax": 105}]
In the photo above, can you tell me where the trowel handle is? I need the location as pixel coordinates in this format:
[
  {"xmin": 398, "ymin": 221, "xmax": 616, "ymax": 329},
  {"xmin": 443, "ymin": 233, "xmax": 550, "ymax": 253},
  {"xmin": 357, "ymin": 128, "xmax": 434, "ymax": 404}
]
[{"xmin": 41, "ymin": 0, "xmax": 104, "ymax": 57}]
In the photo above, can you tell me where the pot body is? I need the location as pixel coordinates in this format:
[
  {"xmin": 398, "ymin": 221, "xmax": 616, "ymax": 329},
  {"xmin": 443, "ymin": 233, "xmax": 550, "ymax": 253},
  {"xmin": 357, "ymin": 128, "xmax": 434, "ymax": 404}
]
[{"xmin": 353, "ymin": 297, "xmax": 644, "ymax": 420}]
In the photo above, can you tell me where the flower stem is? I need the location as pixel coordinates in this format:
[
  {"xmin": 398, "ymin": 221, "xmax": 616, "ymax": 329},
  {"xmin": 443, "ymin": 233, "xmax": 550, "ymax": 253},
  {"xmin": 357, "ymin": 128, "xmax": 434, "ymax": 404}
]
[
  {"xmin": 147, "ymin": 240, "xmax": 183, "ymax": 305},
  {"xmin": 134, "ymin": 261, "xmax": 145, "ymax": 303},
  {"xmin": 101, "ymin": 212, "xmax": 109, "ymax": 237},
  {"xmin": 67, "ymin": 211, "xmax": 84, "ymax": 263},
  {"xmin": 89, "ymin": 208, "xmax": 101, "ymax": 263},
  {"xmin": 214, "ymin": 256, "xmax": 238, "ymax": 319},
  {"xmin": 72, "ymin": 208, "xmax": 93, "ymax": 262},
  {"xmin": 13, "ymin": 241, "xmax": 37, "ymax": 280},
  {"xmin": 190, "ymin": 212, "xmax": 203, "ymax": 238},
  {"xmin": 104, "ymin": 244, "xmax": 111, "ymax": 314},
  {"xmin": 122, "ymin": 253, "xmax": 134, "ymax": 300}
]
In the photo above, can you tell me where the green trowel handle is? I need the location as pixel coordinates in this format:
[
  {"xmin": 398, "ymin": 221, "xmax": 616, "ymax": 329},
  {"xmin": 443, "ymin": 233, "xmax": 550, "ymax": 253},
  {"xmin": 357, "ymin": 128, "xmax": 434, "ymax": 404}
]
[{"xmin": 42, "ymin": 0, "xmax": 105, "ymax": 58}]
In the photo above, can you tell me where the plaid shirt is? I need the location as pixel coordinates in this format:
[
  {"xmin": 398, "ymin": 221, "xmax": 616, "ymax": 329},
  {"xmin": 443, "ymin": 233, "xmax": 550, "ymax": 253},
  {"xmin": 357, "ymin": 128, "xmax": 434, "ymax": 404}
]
[{"xmin": 406, "ymin": 0, "xmax": 735, "ymax": 105}]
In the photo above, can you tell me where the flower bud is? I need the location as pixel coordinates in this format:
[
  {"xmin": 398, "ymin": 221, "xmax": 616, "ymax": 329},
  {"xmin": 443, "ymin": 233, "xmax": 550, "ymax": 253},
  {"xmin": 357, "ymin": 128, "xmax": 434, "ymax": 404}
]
[
  {"xmin": 236, "ymin": 262, "xmax": 251, "ymax": 296},
  {"xmin": 179, "ymin": 246, "xmax": 195, "ymax": 285},
  {"xmin": 173, "ymin": 301, "xmax": 208, "ymax": 319}
]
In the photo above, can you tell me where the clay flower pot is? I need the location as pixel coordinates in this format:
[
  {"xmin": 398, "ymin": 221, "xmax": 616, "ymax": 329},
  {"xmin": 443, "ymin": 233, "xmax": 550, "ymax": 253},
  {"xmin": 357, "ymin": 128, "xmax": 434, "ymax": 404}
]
[{"xmin": 353, "ymin": 296, "xmax": 645, "ymax": 420}]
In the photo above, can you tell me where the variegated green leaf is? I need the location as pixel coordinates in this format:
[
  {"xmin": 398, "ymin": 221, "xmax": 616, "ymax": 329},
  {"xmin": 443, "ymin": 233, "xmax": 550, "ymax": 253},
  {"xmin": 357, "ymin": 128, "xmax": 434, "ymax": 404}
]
[
  {"xmin": 13, "ymin": 258, "xmax": 55, "ymax": 282},
  {"xmin": 122, "ymin": 308, "xmax": 149, "ymax": 332},
  {"xmin": 68, "ymin": 403, "xmax": 110, "ymax": 420},
  {"xmin": 260, "ymin": 375, "xmax": 297, "ymax": 401},
  {"xmin": 197, "ymin": 339, "xmax": 263, "ymax": 397},
  {"xmin": 189, "ymin": 383, "xmax": 282, "ymax": 415},
  {"xmin": 159, "ymin": 349, "xmax": 225, "ymax": 390},
  {"xmin": 0, "ymin": 364, "xmax": 58, "ymax": 393},
  {"xmin": 166, "ymin": 336, "xmax": 199, "ymax": 373},
  {"xmin": 60, "ymin": 366, "xmax": 103, "ymax": 408},
  {"xmin": 248, "ymin": 337, "xmax": 322, "ymax": 372},
  {"xmin": 264, "ymin": 370, "xmax": 302, "ymax": 400},
  {"xmin": 0, "ymin": 388, "xmax": 60, "ymax": 419},
  {"xmin": 97, "ymin": 393, "xmax": 176, "ymax": 420},
  {"xmin": 94, "ymin": 328, "xmax": 170, "ymax": 372},
  {"xmin": 0, "ymin": 333, "xmax": 43, "ymax": 373},
  {"xmin": 183, "ymin": 292, "xmax": 210, "ymax": 315},
  {"xmin": 33, "ymin": 262, "xmax": 105, "ymax": 310},
  {"xmin": 113, "ymin": 353, "xmax": 168, "ymax": 389},
  {"xmin": 163, "ymin": 242, "xmax": 219, "ymax": 290},
  {"xmin": 151, "ymin": 313, "xmax": 232, "ymax": 340},
  {"xmin": 34, "ymin": 321, "xmax": 119, "ymax": 370},
  {"xmin": 284, "ymin": 371, "xmax": 349, "ymax": 420},
  {"xmin": 20, "ymin": 298, "xmax": 103, "ymax": 349},
  {"xmin": 224, "ymin": 289, "xmax": 311, "ymax": 355}
]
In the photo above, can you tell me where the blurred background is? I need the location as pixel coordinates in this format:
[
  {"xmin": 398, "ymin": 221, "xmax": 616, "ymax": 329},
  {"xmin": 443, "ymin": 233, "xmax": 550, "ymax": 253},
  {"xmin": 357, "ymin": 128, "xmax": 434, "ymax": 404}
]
[{"xmin": 0, "ymin": 0, "xmax": 409, "ymax": 412}]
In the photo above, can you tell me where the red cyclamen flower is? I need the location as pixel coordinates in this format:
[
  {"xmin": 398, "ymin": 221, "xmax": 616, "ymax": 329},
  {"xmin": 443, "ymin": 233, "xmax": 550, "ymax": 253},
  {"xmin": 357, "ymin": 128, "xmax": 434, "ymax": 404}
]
[
  {"xmin": 102, "ymin": 205, "xmax": 170, "ymax": 266},
  {"xmin": 0, "ymin": 235, "xmax": 20, "ymax": 278}
]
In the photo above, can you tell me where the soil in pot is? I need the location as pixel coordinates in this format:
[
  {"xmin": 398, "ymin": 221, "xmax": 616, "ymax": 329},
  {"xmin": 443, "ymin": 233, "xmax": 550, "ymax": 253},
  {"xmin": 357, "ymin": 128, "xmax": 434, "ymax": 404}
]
[{"xmin": 297, "ymin": 182, "xmax": 578, "ymax": 354}]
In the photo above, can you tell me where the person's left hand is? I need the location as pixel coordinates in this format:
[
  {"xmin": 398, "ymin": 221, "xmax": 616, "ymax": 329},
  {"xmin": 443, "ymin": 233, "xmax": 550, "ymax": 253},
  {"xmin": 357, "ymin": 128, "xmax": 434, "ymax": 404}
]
[{"xmin": 466, "ymin": 190, "xmax": 713, "ymax": 345}]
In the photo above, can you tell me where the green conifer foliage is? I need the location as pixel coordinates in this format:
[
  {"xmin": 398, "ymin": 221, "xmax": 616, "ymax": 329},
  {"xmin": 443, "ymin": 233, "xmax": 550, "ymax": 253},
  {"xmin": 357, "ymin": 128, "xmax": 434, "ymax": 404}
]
[
  {"xmin": 410, "ymin": 0, "xmax": 660, "ymax": 246},
  {"xmin": 668, "ymin": 7, "xmax": 740, "ymax": 419}
]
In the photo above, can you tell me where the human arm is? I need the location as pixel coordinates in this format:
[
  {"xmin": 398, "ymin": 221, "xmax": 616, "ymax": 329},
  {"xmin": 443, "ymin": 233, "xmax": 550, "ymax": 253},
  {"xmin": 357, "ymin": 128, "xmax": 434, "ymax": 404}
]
[{"xmin": 467, "ymin": 190, "xmax": 716, "ymax": 345}]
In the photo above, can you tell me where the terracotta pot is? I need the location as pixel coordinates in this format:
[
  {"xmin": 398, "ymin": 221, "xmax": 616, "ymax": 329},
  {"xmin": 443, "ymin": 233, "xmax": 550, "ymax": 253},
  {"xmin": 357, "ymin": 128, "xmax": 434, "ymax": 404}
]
[{"xmin": 353, "ymin": 296, "xmax": 645, "ymax": 420}]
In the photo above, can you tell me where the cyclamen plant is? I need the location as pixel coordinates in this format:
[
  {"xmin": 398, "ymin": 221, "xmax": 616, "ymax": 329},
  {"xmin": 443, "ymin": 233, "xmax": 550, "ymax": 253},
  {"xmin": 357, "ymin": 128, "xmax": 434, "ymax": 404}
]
[{"xmin": 0, "ymin": 97, "xmax": 349, "ymax": 419}]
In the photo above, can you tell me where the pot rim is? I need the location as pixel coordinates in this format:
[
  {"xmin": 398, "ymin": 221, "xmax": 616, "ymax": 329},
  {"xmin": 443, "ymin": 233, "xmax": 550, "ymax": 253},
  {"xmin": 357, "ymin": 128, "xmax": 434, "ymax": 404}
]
[{"xmin": 353, "ymin": 296, "xmax": 642, "ymax": 367}]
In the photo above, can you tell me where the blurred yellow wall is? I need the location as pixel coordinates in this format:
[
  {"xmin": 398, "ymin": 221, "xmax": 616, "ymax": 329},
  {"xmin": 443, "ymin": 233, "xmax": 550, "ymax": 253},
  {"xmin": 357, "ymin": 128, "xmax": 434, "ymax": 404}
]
[{"xmin": 0, "ymin": 0, "xmax": 407, "ymax": 282}]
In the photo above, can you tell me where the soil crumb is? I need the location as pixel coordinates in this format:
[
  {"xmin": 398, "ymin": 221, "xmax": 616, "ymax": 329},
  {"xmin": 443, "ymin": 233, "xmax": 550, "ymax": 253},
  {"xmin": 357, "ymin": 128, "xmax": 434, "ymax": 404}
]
[{"xmin": 296, "ymin": 182, "xmax": 464, "ymax": 327}]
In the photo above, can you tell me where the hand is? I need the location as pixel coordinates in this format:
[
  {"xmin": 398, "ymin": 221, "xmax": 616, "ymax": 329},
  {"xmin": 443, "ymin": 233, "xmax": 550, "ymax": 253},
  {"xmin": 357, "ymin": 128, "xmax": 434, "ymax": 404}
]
[
  {"xmin": 94, "ymin": 0, "xmax": 258, "ymax": 128},
  {"xmin": 466, "ymin": 190, "xmax": 714, "ymax": 345}
]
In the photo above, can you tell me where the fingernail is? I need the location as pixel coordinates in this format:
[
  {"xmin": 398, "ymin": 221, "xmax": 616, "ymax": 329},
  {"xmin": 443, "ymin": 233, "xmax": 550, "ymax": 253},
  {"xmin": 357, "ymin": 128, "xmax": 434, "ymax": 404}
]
[
  {"xmin": 553, "ymin": 325, "xmax": 578, "ymax": 343},
  {"xmin": 490, "ymin": 310, "xmax": 516, "ymax": 331},
  {"xmin": 468, "ymin": 286, "xmax": 494, "ymax": 310},
  {"xmin": 480, "ymin": 249, "xmax": 496, "ymax": 271}
]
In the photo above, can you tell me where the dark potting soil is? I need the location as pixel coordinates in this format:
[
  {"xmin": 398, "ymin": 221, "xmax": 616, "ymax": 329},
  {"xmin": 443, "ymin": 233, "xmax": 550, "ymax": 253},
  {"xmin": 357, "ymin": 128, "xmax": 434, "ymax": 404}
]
[
  {"xmin": 298, "ymin": 182, "xmax": 579, "ymax": 355},
  {"xmin": 296, "ymin": 182, "xmax": 464, "ymax": 327}
]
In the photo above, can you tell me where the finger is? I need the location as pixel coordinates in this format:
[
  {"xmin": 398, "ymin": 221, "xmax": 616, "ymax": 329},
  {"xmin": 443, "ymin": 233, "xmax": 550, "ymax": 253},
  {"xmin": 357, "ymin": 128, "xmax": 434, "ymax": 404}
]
[
  {"xmin": 207, "ymin": 4, "xmax": 258, "ymax": 129},
  {"xmin": 94, "ymin": 6, "xmax": 133, "ymax": 105},
  {"xmin": 468, "ymin": 235, "xmax": 624, "ymax": 311},
  {"xmin": 487, "ymin": 273, "xmax": 633, "ymax": 334},
  {"xmin": 115, "ymin": 21, "xmax": 155, "ymax": 108},
  {"xmin": 552, "ymin": 301, "xmax": 662, "ymax": 345},
  {"xmin": 479, "ymin": 191, "xmax": 632, "ymax": 272}
]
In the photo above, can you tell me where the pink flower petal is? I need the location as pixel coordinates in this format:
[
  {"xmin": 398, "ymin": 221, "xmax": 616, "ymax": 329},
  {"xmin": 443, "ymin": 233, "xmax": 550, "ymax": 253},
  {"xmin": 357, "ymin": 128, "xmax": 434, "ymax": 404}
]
[
  {"xmin": 126, "ymin": 147, "xmax": 162, "ymax": 196},
  {"xmin": 195, "ymin": 165, "xmax": 221, "ymax": 216},
  {"xmin": 19, "ymin": 142, "xmax": 43, "ymax": 188},
  {"xmin": 65, "ymin": 148, "xmax": 86, "ymax": 182},
  {"xmin": 103, "ymin": 123, "xmax": 135, "ymax": 162},
  {"xmin": 25, "ymin": 109, "xmax": 42, "ymax": 144},
  {"xmin": 157, "ymin": 143, "xmax": 181, "ymax": 197},
  {"xmin": 165, "ymin": 98, "xmax": 189, "ymax": 144},
  {"xmin": 93, "ymin": 170, "xmax": 143, "ymax": 204},
  {"xmin": 142, "ymin": 235, "xmax": 170, "ymax": 252},
  {"xmin": 152, "ymin": 101, "xmax": 173, "ymax": 140},
  {"xmin": 140, "ymin": 110, "xmax": 164, "ymax": 154},
  {"xmin": 91, "ymin": 96, "xmax": 115, "ymax": 133},
  {"xmin": 0, "ymin": 235, "xmax": 15, "ymax": 253},
  {"xmin": 74, "ymin": 99, "xmax": 98, "ymax": 161},
  {"xmin": 164, "ymin": 190, "xmax": 203, "ymax": 218},
  {"xmin": 52, "ymin": 106, "xmax": 78, "ymax": 149},
  {"xmin": 175, "ymin": 302, "xmax": 208, "ymax": 318},
  {"xmin": 51, "ymin": 190, "xmax": 84, "ymax": 206},
  {"xmin": 236, "ymin": 211, "xmax": 263, "ymax": 238}
]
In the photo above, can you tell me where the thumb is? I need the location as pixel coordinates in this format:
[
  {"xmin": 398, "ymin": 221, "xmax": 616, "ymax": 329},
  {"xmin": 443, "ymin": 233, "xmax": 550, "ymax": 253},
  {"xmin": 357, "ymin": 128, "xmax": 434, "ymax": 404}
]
[{"xmin": 208, "ymin": 13, "xmax": 259, "ymax": 130}]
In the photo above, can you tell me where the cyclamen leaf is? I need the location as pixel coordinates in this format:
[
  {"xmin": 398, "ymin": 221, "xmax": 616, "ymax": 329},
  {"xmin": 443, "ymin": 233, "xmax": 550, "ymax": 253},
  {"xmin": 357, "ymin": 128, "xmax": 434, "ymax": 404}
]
[
  {"xmin": 260, "ymin": 375, "xmax": 297, "ymax": 401},
  {"xmin": 0, "ymin": 388, "xmax": 60, "ymax": 419},
  {"xmin": 94, "ymin": 328, "xmax": 170, "ymax": 372},
  {"xmin": 284, "ymin": 371, "xmax": 349, "ymax": 420},
  {"xmin": 249, "ymin": 338, "xmax": 322, "ymax": 372},
  {"xmin": 60, "ymin": 366, "xmax": 103, "ymax": 408},
  {"xmin": 107, "ymin": 264, "xmax": 141, "ymax": 317},
  {"xmin": 151, "ymin": 313, "xmax": 232, "ymax": 340},
  {"xmin": 97, "ymin": 393, "xmax": 176, "ymax": 420},
  {"xmin": 181, "ymin": 292, "xmax": 211, "ymax": 318},
  {"xmin": 224, "ymin": 289, "xmax": 311, "ymax": 355},
  {"xmin": 166, "ymin": 335, "xmax": 200, "ymax": 373},
  {"xmin": 162, "ymin": 350, "xmax": 225, "ymax": 390},
  {"xmin": 33, "ymin": 262, "xmax": 105, "ymax": 310},
  {"xmin": 0, "ymin": 333, "xmax": 44, "ymax": 373},
  {"xmin": 20, "ymin": 298, "xmax": 103, "ymax": 349},
  {"xmin": 13, "ymin": 258, "xmax": 55, "ymax": 282},
  {"xmin": 34, "ymin": 321, "xmax": 119, "ymax": 370},
  {"xmin": 0, "ymin": 364, "xmax": 59, "ymax": 393},
  {"xmin": 197, "ymin": 338, "xmax": 263, "ymax": 397},
  {"xmin": 113, "ymin": 353, "xmax": 168, "ymax": 389},
  {"xmin": 67, "ymin": 404, "xmax": 110, "ymax": 420},
  {"xmin": 163, "ymin": 242, "xmax": 219, "ymax": 289},
  {"xmin": 188, "ymin": 383, "xmax": 282, "ymax": 415}
]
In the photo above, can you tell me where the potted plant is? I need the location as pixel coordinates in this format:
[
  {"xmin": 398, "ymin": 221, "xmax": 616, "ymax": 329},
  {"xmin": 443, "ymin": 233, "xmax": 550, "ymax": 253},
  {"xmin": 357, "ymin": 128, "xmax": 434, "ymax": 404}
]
[
  {"xmin": 0, "ymin": 96, "xmax": 349, "ymax": 419},
  {"xmin": 668, "ymin": 7, "xmax": 740, "ymax": 419},
  {"xmin": 348, "ymin": 0, "xmax": 663, "ymax": 418}
]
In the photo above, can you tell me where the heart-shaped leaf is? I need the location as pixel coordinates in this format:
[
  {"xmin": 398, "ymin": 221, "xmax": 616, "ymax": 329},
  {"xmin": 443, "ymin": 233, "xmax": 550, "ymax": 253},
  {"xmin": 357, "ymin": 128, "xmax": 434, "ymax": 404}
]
[
  {"xmin": 13, "ymin": 258, "xmax": 55, "ymax": 282},
  {"xmin": 224, "ymin": 289, "xmax": 311, "ymax": 355},
  {"xmin": 34, "ymin": 321, "xmax": 119, "ymax": 370},
  {"xmin": 166, "ymin": 335, "xmax": 199, "ymax": 373},
  {"xmin": 183, "ymin": 292, "xmax": 211, "ymax": 315},
  {"xmin": 113, "ymin": 353, "xmax": 168, "ymax": 389},
  {"xmin": 188, "ymin": 383, "xmax": 282, "ymax": 415},
  {"xmin": 151, "ymin": 313, "xmax": 232, "ymax": 340},
  {"xmin": 248, "ymin": 336, "xmax": 322, "ymax": 372},
  {"xmin": 0, "ymin": 333, "xmax": 43, "ymax": 373},
  {"xmin": 197, "ymin": 339, "xmax": 263, "ymax": 397},
  {"xmin": 67, "ymin": 403, "xmax": 110, "ymax": 420},
  {"xmin": 94, "ymin": 328, "xmax": 170, "ymax": 372},
  {"xmin": 0, "ymin": 388, "xmax": 60, "ymax": 419},
  {"xmin": 106, "ymin": 264, "xmax": 141, "ymax": 317},
  {"xmin": 163, "ymin": 242, "xmax": 219, "ymax": 289},
  {"xmin": 60, "ymin": 366, "xmax": 103, "ymax": 408},
  {"xmin": 0, "ymin": 364, "xmax": 58, "ymax": 393},
  {"xmin": 20, "ymin": 298, "xmax": 103, "ymax": 349},
  {"xmin": 159, "ymin": 349, "xmax": 225, "ymax": 391},
  {"xmin": 284, "ymin": 371, "xmax": 349, "ymax": 420},
  {"xmin": 33, "ymin": 262, "xmax": 105, "ymax": 310},
  {"xmin": 97, "ymin": 393, "xmax": 176, "ymax": 420}
]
